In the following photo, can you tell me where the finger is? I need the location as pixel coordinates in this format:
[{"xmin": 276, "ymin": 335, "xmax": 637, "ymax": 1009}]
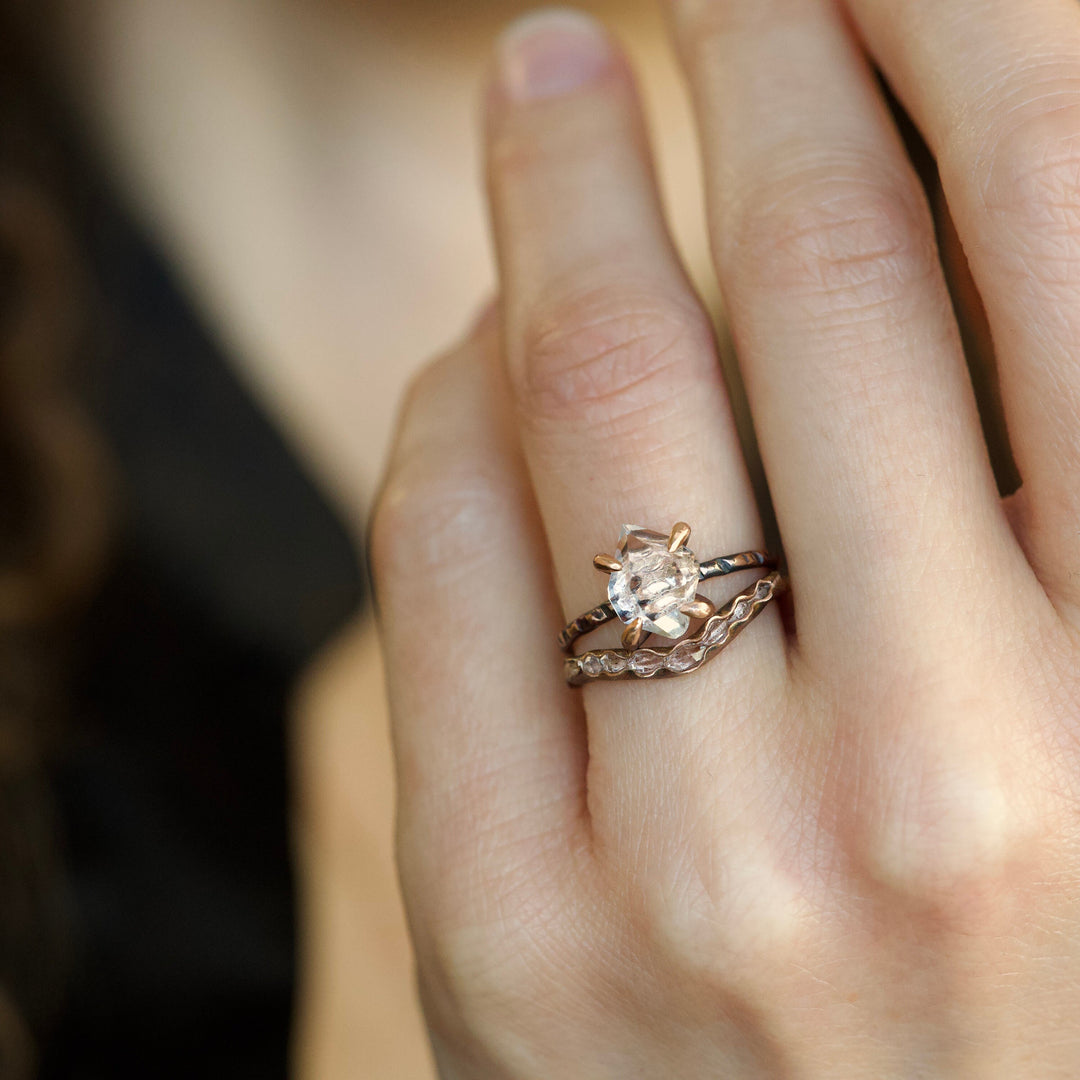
[
  {"xmin": 839, "ymin": 0, "xmax": 1080, "ymax": 612},
  {"xmin": 669, "ymin": 0, "xmax": 1015, "ymax": 665},
  {"xmin": 371, "ymin": 311, "xmax": 586, "ymax": 935},
  {"xmin": 486, "ymin": 10, "xmax": 786, "ymax": 839},
  {"xmin": 488, "ymin": 10, "xmax": 768, "ymax": 616}
]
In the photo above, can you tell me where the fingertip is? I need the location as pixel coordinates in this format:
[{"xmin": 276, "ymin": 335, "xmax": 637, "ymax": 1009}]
[{"xmin": 490, "ymin": 7, "xmax": 616, "ymax": 106}]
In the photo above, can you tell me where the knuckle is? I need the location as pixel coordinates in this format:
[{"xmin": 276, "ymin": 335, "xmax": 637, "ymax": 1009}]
[
  {"xmin": 370, "ymin": 355, "xmax": 491, "ymax": 586},
  {"xmin": 647, "ymin": 879, "xmax": 803, "ymax": 984},
  {"xmin": 420, "ymin": 927, "xmax": 536, "ymax": 1067},
  {"xmin": 395, "ymin": 345, "xmax": 464, "ymax": 436},
  {"xmin": 851, "ymin": 693, "xmax": 1037, "ymax": 925},
  {"xmin": 979, "ymin": 95, "xmax": 1080, "ymax": 283},
  {"xmin": 417, "ymin": 886, "xmax": 587, "ymax": 1071},
  {"xmin": 633, "ymin": 827, "xmax": 810, "ymax": 990},
  {"xmin": 627, "ymin": 851, "xmax": 807, "ymax": 1051},
  {"xmin": 863, "ymin": 786, "xmax": 1016, "ymax": 919},
  {"xmin": 727, "ymin": 168, "xmax": 934, "ymax": 318},
  {"xmin": 400, "ymin": 348, "xmax": 448, "ymax": 413},
  {"xmin": 371, "ymin": 458, "xmax": 496, "ymax": 585},
  {"xmin": 517, "ymin": 283, "xmax": 714, "ymax": 431}
]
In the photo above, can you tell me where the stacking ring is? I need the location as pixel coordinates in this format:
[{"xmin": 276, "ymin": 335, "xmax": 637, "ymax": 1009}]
[{"xmin": 560, "ymin": 523, "xmax": 783, "ymax": 686}]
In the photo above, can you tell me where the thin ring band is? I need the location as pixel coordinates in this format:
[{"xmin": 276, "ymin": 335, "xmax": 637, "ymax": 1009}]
[
  {"xmin": 558, "ymin": 550, "xmax": 776, "ymax": 653},
  {"xmin": 564, "ymin": 571, "xmax": 784, "ymax": 686}
]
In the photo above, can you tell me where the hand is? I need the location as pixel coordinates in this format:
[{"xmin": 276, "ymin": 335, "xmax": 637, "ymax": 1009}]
[{"xmin": 371, "ymin": 3, "xmax": 1080, "ymax": 1075}]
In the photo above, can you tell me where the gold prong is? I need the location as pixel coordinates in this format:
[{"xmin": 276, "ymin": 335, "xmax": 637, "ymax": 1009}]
[
  {"xmin": 681, "ymin": 597, "xmax": 715, "ymax": 620},
  {"xmin": 593, "ymin": 553, "xmax": 622, "ymax": 574},
  {"xmin": 668, "ymin": 521, "xmax": 691, "ymax": 551},
  {"xmin": 621, "ymin": 619, "xmax": 646, "ymax": 650}
]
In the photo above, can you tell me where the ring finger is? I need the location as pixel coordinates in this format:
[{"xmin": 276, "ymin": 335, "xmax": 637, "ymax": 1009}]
[{"xmin": 486, "ymin": 11, "xmax": 786, "ymax": 845}]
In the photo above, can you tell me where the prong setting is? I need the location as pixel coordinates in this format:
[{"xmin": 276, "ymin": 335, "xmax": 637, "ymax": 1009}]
[
  {"xmin": 667, "ymin": 522, "xmax": 691, "ymax": 552},
  {"xmin": 608, "ymin": 524, "xmax": 701, "ymax": 640},
  {"xmin": 593, "ymin": 553, "xmax": 623, "ymax": 574},
  {"xmin": 680, "ymin": 597, "xmax": 716, "ymax": 620},
  {"xmin": 621, "ymin": 619, "xmax": 647, "ymax": 650}
]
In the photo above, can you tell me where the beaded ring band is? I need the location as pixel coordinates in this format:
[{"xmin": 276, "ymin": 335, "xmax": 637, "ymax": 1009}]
[{"xmin": 564, "ymin": 571, "xmax": 783, "ymax": 686}]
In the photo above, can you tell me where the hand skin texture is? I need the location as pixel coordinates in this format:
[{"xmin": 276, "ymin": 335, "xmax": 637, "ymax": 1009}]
[{"xmin": 371, "ymin": 2, "xmax": 1080, "ymax": 1075}]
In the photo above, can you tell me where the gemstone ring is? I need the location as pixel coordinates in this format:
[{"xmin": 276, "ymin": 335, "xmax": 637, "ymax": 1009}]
[{"xmin": 559, "ymin": 523, "xmax": 782, "ymax": 685}]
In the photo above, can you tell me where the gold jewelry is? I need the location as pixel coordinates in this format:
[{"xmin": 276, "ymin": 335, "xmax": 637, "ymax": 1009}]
[
  {"xmin": 565, "ymin": 571, "xmax": 783, "ymax": 686},
  {"xmin": 560, "ymin": 523, "xmax": 782, "ymax": 686}
]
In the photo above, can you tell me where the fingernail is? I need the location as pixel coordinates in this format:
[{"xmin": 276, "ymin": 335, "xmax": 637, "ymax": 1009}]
[{"xmin": 496, "ymin": 9, "xmax": 612, "ymax": 102}]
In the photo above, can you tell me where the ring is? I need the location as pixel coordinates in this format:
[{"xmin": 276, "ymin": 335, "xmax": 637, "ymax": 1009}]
[{"xmin": 560, "ymin": 523, "xmax": 783, "ymax": 686}]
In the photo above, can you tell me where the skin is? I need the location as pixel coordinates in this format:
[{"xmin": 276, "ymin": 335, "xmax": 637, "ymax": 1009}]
[{"xmin": 373, "ymin": 1, "xmax": 1080, "ymax": 1076}]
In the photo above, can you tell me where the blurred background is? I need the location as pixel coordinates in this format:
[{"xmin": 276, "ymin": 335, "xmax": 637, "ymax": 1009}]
[{"xmin": 0, "ymin": 2, "xmax": 717, "ymax": 1078}]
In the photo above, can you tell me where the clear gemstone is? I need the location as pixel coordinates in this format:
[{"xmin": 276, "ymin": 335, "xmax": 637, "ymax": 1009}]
[
  {"xmin": 756, "ymin": 580, "xmax": 772, "ymax": 599},
  {"xmin": 733, "ymin": 602, "xmax": 749, "ymax": 619},
  {"xmin": 602, "ymin": 653, "xmax": 628, "ymax": 675},
  {"xmin": 628, "ymin": 650, "xmax": 664, "ymax": 676},
  {"xmin": 702, "ymin": 620, "xmax": 729, "ymax": 647},
  {"xmin": 608, "ymin": 525, "xmax": 700, "ymax": 640},
  {"xmin": 582, "ymin": 654, "xmax": 603, "ymax": 677},
  {"xmin": 665, "ymin": 642, "xmax": 701, "ymax": 672}
]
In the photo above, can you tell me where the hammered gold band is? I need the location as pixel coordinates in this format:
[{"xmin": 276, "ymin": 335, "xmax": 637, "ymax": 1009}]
[{"xmin": 558, "ymin": 549, "xmax": 776, "ymax": 653}]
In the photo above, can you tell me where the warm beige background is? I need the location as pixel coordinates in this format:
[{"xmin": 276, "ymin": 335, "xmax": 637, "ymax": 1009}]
[{"xmin": 52, "ymin": 2, "xmax": 713, "ymax": 1075}]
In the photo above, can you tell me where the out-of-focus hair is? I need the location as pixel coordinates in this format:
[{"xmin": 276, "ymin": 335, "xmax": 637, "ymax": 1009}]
[{"xmin": 0, "ymin": 8, "xmax": 113, "ymax": 1076}]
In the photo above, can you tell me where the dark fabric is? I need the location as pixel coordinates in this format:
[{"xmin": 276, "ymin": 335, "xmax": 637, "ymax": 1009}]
[{"xmin": 39, "ymin": 187, "xmax": 364, "ymax": 1078}]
